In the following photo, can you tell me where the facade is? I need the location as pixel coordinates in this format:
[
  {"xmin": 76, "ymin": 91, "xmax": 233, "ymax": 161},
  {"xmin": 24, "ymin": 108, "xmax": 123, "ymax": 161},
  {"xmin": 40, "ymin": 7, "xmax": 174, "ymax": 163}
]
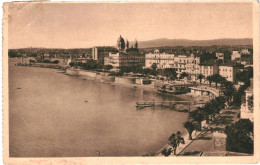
[
  {"xmin": 145, "ymin": 49, "xmax": 175, "ymax": 69},
  {"xmin": 241, "ymin": 78, "xmax": 253, "ymax": 121},
  {"xmin": 104, "ymin": 52, "xmax": 145, "ymax": 68},
  {"xmin": 199, "ymin": 64, "xmax": 219, "ymax": 79},
  {"xmin": 216, "ymin": 53, "xmax": 224, "ymax": 60},
  {"xmin": 231, "ymin": 51, "xmax": 241, "ymax": 61},
  {"xmin": 91, "ymin": 47, "xmax": 111, "ymax": 65},
  {"xmin": 145, "ymin": 50, "xmax": 200, "ymax": 80},
  {"xmin": 218, "ymin": 65, "xmax": 239, "ymax": 82},
  {"xmin": 174, "ymin": 54, "xmax": 200, "ymax": 77},
  {"xmin": 104, "ymin": 35, "xmax": 143, "ymax": 68},
  {"xmin": 92, "ymin": 47, "xmax": 98, "ymax": 60}
]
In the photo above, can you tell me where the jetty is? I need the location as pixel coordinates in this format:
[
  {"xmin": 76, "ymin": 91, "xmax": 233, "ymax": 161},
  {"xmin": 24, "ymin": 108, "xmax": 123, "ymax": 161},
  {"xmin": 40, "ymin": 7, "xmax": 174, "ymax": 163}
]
[{"xmin": 136, "ymin": 101, "xmax": 192, "ymax": 109}]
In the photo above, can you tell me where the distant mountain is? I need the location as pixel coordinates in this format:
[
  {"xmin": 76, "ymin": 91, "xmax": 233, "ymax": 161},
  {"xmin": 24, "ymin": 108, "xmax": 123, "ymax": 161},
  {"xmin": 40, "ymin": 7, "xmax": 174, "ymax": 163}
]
[{"xmin": 129, "ymin": 38, "xmax": 253, "ymax": 48}]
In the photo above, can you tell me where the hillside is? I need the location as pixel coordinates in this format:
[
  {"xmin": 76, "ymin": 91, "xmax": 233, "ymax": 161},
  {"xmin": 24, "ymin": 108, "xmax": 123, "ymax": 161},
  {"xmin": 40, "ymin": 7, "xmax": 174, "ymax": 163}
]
[{"xmin": 129, "ymin": 38, "xmax": 253, "ymax": 48}]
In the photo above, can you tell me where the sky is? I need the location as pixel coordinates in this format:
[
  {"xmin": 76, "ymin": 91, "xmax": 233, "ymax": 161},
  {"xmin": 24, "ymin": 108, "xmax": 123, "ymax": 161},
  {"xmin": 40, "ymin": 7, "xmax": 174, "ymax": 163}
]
[{"xmin": 8, "ymin": 2, "xmax": 253, "ymax": 49}]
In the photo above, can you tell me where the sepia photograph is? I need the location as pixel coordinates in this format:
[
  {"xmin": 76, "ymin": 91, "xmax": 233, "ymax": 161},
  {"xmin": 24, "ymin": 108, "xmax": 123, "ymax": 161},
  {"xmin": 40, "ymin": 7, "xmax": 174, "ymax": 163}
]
[{"xmin": 2, "ymin": 1, "xmax": 260, "ymax": 164}]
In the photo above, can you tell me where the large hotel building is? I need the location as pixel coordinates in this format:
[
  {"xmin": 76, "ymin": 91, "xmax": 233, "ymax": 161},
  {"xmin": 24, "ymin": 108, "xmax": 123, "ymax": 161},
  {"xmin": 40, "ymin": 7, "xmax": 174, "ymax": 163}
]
[{"xmin": 145, "ymin": 49, "xmax": 200, "ymax": 80}]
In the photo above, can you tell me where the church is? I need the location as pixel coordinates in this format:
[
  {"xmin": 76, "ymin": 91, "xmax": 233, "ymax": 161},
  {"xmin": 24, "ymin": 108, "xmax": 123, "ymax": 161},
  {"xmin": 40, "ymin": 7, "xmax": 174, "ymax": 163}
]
[
  {"xmin": 104, "ymin": 35, "xmax": 144, "ymax": 68},
  {"xmin": 117, "ymin": 35, "xmax": 138, "ymax": 52}
]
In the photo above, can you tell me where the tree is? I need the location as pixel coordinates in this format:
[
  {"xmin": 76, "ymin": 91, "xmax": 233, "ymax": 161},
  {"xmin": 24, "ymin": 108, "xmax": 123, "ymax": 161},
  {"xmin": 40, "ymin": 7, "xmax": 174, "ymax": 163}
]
[
  {"xmin": 8, "ymin": 50, "xmax": 20, "ymax": 58},
  {"xmin": 69, "ymin": 62, "xmax": 75, "ymax": 67},
  {"xmin": 168, "ymin": 131, "xmax": 185, "ymax": 155},
  {"xmin": 180, "ymin": 72, "xmax": 189, "ymax": 79},
  {"xmin": 206, "ymin": 75, "xmax": 213, "ymax": 87},
  {"xmin": 103, "ymin": 65, "xmax": 113, "ymax": 71},
  {"xmin": 151, "ymin": 63, "xmax": 157, "ymax": 71},
  {"xmin": 211, "ymin": 74, "xmax": 225, "ymax": 88},
  {"xmin": 183, "ymin": 121, "xmax": 196, "ymax": 140},
  {"xmin": 161, "ymin": 148, "xmax": 173, "ymax": 156},
  {"xmin": 163, "ymin": 68, "xmax": 177, "ymax": 80},
  {"xmin": 221, "ymin": 81, "xmax": 236, "ymax": 106},
  {"xmin": 225, "ymin": 119, "xmax": 253, "ymax": 154},
  {"xmin": 190, "ymin": 109, "xmax": 205, "ymax": 131},
  {"xmin": 197, "ymin": 74, "xmax": 204, "ymax": 85},
  {"xmin": 247, "ymin": 95, "xmax": 253, "ymax": 110}
]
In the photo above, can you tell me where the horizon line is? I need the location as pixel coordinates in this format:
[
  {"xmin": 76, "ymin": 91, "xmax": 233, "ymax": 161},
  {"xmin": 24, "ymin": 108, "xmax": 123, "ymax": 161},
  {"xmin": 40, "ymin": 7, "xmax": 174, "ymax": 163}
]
[{"xmin": 9, "ymin": 37, "xmax": 253, "ymax": 50}]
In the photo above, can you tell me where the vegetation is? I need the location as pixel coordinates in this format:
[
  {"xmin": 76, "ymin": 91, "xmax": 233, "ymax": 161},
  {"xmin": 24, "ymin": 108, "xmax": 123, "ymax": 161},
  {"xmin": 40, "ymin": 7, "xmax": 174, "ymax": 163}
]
[
  {"xmin": 197, "ymin": 74, "xmax": 204, "ymax": 85},
  {"xmin": 180, "ymin": 72, "xmax": 189, "ymax": 79},
  {"xmin": 168, "ymin": 131, "xmax": 185, "ymax": 155},
  {"xmin": 225, "ymin": 119, "xmax": 253, "ymax": 154},
  {"xmin": 206, "ymin": 75, "xmax": 213, "ymax": 87},
  {"xmin": 220, "ymin": 81, "xmax": 236, "ymax": 106},
  {"xmin": 211, "ymin": 74, "xmax": 226, "ymax": 88},
  {"xmin": 103, "ymin": 65, "xmax": 113, "ymax": 71},
  {"xmin": 189, "ymin": 109, "xmax": 204, "ymax": 131},
  {"xmin": 161, "ymin": 148, "xmax": 173, "ymax": 156},
  {"xmin": 183, "ymin": 121, "xmax": 196, "ymax": 140},
  {"xmin": 247, "ymin": 95, "xmax": 253, "ymax": 110}
]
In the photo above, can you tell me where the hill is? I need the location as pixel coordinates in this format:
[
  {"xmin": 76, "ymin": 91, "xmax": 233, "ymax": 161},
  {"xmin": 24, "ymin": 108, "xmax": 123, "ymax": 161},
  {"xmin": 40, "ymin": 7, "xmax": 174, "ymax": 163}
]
[{"xmin": 129, "ymin": 38, "xmax": 253, "ymax": 48}]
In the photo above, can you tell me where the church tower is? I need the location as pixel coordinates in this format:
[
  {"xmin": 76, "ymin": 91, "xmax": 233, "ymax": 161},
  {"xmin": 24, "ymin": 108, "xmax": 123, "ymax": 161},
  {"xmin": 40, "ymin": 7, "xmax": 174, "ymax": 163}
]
[
  {"xmin": 117, "ymin": 35, "xmax": 125, "ymax": 51},
  {"xmin": 134, "ymin": 39, "xmax": 138, "ymax": 49},
  {"xmin": 125, "ymin": 38, "xmax": 129, "ymax": 50}
]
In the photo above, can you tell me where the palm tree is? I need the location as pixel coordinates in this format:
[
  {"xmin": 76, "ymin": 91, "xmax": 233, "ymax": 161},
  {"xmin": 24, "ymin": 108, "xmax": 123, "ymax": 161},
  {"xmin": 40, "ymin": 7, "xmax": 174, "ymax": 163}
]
[
  {"xmin": 221, "ymin": 81, "xmax": 236, "ymax": 106},
  {"xmin": 197, "ymin": 74, "xmax": 204, "ymax": 85},
  {"xmin": 190, "ymin": 109, "xmax": 205, "ymax": 131},
  {"xmin": 183, "ymin": 121, "xmax": 196, "ymax": 140},
  {"xmin": 206, "ymin": 75, "xmax": 213, "ymax": 87},
  {"xmin": 211, "ymin": 74, "xmax": 225, "ymax": 88},
  {"xmin": 168, "ymin": 131, "xmax": 185, "ymax": 155}
]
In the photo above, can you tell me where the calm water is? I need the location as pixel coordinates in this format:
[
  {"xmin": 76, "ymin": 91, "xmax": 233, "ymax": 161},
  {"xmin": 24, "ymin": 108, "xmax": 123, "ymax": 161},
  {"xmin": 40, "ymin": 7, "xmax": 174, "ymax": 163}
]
[{"xmin": 9, "ymin": 58, "xmax": 188, "ymax": 157}]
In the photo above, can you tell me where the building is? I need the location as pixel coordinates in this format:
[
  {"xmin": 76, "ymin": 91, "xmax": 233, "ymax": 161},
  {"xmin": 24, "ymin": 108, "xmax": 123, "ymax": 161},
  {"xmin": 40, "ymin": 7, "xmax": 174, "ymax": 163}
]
[
  {"xmin": 104, "ymin": 36, "xmax": 144, "ymax": 68},
  {"xmin": 218, "ymin": 65, "xmax": 239, "ymax": 83},
  {"xmin": 92, "ymin": 47, "xmax": 98, "ymax": 60},
  {"xmin": 231, "ymin": 51, "xmax": 241, "ymax": 61},
  {"xmin": 241, "ymin": 78, "xmax": 253, "ymax": 121},
  {"xmin": 145, "ymin": 49, "xmax": 175, "ymax": 69},
  {"xmin": 145, "ymin": 50, "xmax": 200, "ymax": 80},
  {"xmin": 174, "ymin": 54, "xmax": 200, "ymax": 79},
  {"xmin": 216, "ymin": 53, "xmax": 224, "ymax": 60},
  {"xmin": 92, "ymin": 47, "xmax": 113, "ymax": 65},
  {"xmin": 116, "ymin": 35, "xmax": 138, "ymax": 51},
  {"xmin": 199, "ymin": 63, "xmax": 219, "ymax": 80},
  {"xmin": 240, "ymin": 49, "xmax": 250, "ymax": 55},
  {"xmin": 104, "ymin": 52, "xmax": 145, "ymax": 68}
]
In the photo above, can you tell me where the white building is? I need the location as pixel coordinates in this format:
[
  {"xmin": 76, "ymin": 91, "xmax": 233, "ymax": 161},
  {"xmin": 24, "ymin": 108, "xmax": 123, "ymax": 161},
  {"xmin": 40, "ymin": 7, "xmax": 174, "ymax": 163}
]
[
  {"xmin": 240, "ymin": 49, "xmax": 250, "ymax": 55},
  {"xmin": 216, "ymin": 53, "xmax": 224, "ymax": 60},
  {"xmin": 174, "ymin": 54, "xmax": 200, "ymax": 77},
  {"xmin": 231, "ymin": 51, "xmax": 241, "ymax": 61},
  {"xmin": 218, "ymin": 65, "xmax": 239, "ymax": 82},
  {"xmin": 145, "ymin": 50, "xmax": 200, "ymax": 81},
  {"xmin": 241, "ymin": 78, "xmax": 253, "ymax": 122},
  {"xmin": 145, "ymin": 49, "xmax": 175, "ymax": 69}
]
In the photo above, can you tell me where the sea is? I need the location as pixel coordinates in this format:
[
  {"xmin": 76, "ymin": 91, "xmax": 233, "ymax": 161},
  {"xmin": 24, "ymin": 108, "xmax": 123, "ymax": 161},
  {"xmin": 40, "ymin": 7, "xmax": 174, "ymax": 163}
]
[{"xmin": 8, "ymin": 58, "xmax": 188, "ymax": 157}]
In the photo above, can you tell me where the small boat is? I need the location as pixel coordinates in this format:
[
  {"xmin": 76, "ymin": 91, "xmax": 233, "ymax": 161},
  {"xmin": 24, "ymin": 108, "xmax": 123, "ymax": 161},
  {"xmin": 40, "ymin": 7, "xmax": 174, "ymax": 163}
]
[
  {"xmin": 16, "ymin": 88, "xmax": 21, "ymax": 90},
  {"xmin": 85, "ymin": 100, "xmax": 88, "ymax": 102}
]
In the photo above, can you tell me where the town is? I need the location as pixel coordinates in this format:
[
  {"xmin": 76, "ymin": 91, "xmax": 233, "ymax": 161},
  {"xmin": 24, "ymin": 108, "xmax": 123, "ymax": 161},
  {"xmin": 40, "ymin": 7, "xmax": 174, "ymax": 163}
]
[{"xmin": 9, "ymin": 35, "xmax": 254, "ymax": 156}]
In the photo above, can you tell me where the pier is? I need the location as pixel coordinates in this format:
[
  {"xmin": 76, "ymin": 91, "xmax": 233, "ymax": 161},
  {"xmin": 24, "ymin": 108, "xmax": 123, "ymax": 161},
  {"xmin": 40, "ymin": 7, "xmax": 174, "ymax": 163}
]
[{"xmin": 136, "ymin": 101, "xmax": 191, "ymax": 109}]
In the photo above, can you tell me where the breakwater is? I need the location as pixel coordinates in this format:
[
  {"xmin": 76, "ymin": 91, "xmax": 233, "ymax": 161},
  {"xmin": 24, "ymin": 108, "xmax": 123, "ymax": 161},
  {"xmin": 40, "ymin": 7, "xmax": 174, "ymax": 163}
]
[{"xmin": 65, "ymin": 68, "xmax": 152, "ymax": 86}]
